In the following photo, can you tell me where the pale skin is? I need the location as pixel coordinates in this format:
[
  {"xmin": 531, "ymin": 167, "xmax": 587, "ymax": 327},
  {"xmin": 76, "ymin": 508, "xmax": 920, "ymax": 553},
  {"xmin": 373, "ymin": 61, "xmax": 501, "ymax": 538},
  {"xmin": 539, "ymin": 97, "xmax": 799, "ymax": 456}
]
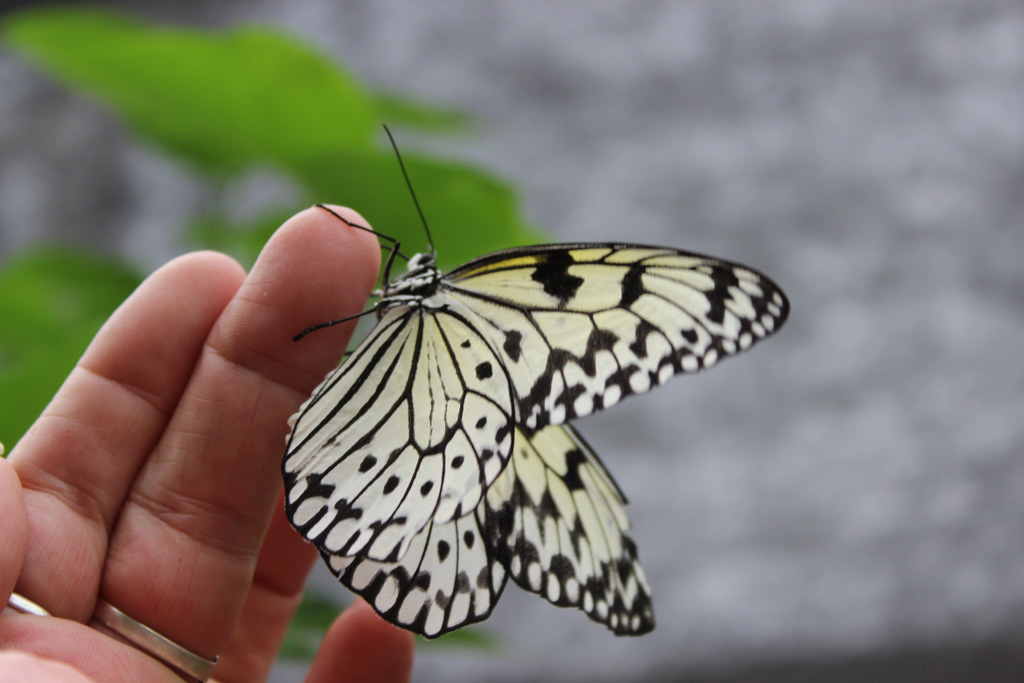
[{"xmin": 0, "ymin": 207, "xmax": 415, "ymax": 682}]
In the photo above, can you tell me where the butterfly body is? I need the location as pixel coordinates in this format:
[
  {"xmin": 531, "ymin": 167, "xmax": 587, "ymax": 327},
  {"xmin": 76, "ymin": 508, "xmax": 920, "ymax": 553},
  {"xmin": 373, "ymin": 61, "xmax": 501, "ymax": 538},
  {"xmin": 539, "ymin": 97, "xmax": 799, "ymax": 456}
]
[
  {"xmin": 376, "ymin": 251, "xmax": 442, "ymax": 309},
  {"xmin": 284, "ymin": 215, "xmax": 789, "ymax": 638}
]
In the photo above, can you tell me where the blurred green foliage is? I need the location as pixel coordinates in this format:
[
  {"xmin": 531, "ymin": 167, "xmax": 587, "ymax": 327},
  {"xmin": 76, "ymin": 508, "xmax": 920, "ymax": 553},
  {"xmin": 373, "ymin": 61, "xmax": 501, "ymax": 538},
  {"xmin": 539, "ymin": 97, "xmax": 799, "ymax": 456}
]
[
  {"xmin": 281, "ymin": 590, "xmax": 343, "ymax": 660},
  {"xmin": 4, "ymin": 12, "xmax": 378, "ymax": 172},
  {"xmin": 1, "ymin": 5, "xmax": 544, "ymax": 655},
  {"xmin": 1, "ymin": 7, "xmax": 543, "ymax": 268},
  {"xmin": 0, "ymin": 250, "xmax": 142, "ymax": 448}
]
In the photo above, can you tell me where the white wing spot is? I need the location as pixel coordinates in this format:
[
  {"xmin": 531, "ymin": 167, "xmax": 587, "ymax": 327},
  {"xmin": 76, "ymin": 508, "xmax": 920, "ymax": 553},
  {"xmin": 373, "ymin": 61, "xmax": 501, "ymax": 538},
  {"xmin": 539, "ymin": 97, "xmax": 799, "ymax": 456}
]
[
  {"xmin": 629, "ymin": 372, "xmax": 650, "ymax": 393},
  {"xmin": 528, "ymin": 562, "xmax": 542, "ymax": 590},
  {"xmin": 398, "ymin": 590, "xmax": 427, "ymax": 625},
  {"xmin": 377, "ymin": 577, "xmax": 400, "ymax": 611},
  {"xmin": 546, "ymin": 575, "xmax": 560, "ymax": 602},
  {"xmin": 602, "ymin": 385, "xmax": 622, "ymax": 408},
  {"xmin": 657, "ymin": 364, "xmax": 673, "ymax": 385}
]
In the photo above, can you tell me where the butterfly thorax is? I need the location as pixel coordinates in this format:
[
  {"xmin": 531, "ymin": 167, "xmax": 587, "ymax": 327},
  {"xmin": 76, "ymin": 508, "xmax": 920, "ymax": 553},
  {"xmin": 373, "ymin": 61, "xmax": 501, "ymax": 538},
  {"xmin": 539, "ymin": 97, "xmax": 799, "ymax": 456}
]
[{"xmin": 377, "ymin": 251, "xmax": 442, "ymax": 315}]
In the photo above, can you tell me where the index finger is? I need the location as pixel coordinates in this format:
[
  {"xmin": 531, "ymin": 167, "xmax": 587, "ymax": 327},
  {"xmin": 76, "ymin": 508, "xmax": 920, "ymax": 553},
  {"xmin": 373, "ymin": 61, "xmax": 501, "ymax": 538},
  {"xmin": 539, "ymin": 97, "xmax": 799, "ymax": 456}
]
[{"xmin": 101, "ymin": 206, "xmax": 381, "ymax": 660}]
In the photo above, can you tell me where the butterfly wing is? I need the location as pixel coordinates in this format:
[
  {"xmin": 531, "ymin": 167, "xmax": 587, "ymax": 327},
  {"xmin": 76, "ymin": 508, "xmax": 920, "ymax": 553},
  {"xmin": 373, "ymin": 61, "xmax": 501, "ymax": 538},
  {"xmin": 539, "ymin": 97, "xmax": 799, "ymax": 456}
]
[
  {"xmin": 485, "ymin": 424, "xmax": 654, "ymax": 635},
  {"xmin": 443, "ymin": 244, "xmax": 789, "ymax": 430},
  {"xmin": 283, "ymin": 305, "xmax": 515, "ymax": 563},
  {"xmin": 325, "ymin": 422, "xmax": 651, "ymax": 638},
  {"xmin": 324, "ymin": 506, "xmax": 507, "ymax": 638}
]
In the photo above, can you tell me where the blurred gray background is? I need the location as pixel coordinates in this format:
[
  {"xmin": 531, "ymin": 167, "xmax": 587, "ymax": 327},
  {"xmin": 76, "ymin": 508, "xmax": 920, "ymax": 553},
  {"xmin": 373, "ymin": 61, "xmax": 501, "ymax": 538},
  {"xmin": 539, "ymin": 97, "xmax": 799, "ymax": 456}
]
[{"xmin": 2, "ymin": 1, "xmax": 1023, "ymax": 681}]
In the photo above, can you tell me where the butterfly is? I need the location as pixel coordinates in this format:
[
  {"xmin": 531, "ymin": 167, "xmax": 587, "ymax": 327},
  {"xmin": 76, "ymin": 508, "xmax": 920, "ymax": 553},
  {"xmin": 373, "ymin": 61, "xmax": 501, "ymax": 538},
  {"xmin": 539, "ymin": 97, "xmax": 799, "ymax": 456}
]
[{"xmin": 282, "ymin": 143, "xmax": 789, "ymax": 638}]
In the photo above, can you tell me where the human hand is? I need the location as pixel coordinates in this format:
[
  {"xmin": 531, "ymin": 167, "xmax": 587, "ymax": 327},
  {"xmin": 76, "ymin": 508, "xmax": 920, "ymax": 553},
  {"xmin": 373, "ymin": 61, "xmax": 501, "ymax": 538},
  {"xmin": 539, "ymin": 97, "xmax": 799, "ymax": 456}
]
[{"xmin": 0, "ymin": 207, "xmax": 414, "ymax": 682}]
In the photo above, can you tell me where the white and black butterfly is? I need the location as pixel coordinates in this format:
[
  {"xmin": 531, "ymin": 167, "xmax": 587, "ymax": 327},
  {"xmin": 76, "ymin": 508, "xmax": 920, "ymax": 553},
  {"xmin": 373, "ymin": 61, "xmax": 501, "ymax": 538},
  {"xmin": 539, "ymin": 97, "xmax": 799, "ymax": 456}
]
[{"xmin": 283, "ymin": 146, "xmax": 789, "ymax": 638}]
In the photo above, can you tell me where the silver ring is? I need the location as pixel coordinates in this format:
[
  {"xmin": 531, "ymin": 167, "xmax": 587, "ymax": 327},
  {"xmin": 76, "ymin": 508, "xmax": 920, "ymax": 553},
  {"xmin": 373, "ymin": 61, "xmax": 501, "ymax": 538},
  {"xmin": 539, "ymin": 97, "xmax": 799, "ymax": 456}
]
[
  {"xmin": 92, "ymin": 598, "xmax": 218, "ymax": 682},
  {"xmin": 6, "ymin": 592, "xmax": 51, "ymax": 616}
]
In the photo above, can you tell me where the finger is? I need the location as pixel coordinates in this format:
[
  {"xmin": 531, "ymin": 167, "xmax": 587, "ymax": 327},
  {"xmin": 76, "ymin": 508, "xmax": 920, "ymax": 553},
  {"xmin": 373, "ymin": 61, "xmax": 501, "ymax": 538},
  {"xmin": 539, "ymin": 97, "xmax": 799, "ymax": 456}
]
[
  {"xmin": 0, "ymin": 457, "xmax": 28, "ymax": 604},
  {"xmin": 99, "ymin": 206, "xmax": 380, "ymax": 660},
  {"xmin": 8, "ymin": 252, "xmax": 245, "ymax": 618},
  {"xmin": 212, "ymin": 495, "xmax": 318, "ymax": 682},
  {"xmin": 304, "ymin": 600, "xmax": 415, "ymax": 683}
]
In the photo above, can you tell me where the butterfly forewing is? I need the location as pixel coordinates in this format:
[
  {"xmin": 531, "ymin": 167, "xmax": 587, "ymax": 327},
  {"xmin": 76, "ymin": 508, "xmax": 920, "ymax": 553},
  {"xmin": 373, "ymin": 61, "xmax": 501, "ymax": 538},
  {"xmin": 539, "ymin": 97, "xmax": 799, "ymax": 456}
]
[{"xmin": 443, "ymin": 244, "xmax": 789, "ymax": 430}]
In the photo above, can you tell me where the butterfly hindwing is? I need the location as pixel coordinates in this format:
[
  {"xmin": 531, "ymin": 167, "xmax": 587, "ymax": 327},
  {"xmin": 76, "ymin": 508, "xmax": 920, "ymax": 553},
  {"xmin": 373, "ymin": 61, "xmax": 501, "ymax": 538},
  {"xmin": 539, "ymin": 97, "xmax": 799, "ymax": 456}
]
[
  {"xmin": 284, "ymin": 305, "xmax": 516, "ymax": 563},
  {"xmin": 444, "ymin": 244, "xmax": 789, "ymax": 430},
  {"xmin": 485, "ymin": 424, "xmax": 654, "ymax": 635},
  {"xmin": 326, "ymin": 506, "xmax": 507, "ymax": 638}
]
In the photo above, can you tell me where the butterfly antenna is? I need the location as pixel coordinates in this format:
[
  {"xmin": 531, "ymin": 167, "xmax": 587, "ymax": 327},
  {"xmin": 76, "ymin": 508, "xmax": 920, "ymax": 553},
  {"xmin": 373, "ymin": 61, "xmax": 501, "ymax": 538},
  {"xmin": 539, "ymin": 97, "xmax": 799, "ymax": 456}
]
[
  {"xmin": 314, "ymin": 204, "xmax": 410, "ymax": 262},
  {"xmin": 383, "ymin": 125, "xmax": 436, "ymax": 256}
]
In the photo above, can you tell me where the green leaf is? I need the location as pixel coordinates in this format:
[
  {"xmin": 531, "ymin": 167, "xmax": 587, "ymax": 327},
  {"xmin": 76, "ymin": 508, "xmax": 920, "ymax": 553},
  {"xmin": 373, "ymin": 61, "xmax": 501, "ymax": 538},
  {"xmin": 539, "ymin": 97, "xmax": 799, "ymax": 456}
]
[
  {"xmin": 0, "ymin": 249, "xmax": 142, "ymax": 450},
  {"xmin": 290, "ymin": 149, "xmax": 547, "ymax": 270},
  {"xmin": 3, "ymin": 8, "xmax": 379, "ymax": 173},
  {"xmin": 375, "ymin": 94, "xmax": 470, "ymax": 131}
]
